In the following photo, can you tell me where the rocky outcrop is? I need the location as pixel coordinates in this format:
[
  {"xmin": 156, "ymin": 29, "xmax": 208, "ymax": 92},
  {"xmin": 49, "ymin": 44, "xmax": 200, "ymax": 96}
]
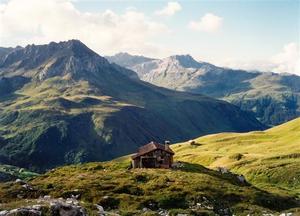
[{"xmin": 0, "ymin": 196, "xmax": 87, "ymax": 216}]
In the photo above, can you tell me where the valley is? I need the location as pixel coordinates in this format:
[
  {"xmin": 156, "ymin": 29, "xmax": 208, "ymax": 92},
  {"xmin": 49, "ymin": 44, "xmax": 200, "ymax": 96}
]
[{"xmin": 0, "ymin": 40, "xmax": 264, "ymax": 172}]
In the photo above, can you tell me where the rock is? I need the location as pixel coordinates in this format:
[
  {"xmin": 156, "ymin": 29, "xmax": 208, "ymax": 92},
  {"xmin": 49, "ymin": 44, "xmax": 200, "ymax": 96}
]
[
  {"xmin": 0, "ymin": 210, "xmax": 8, "ymax": 216},
  {"xmin": 172, "ymin": 161, "xmax": 184, "ymax": 168},
  {"xmin": 32, "ymin": 205, "xmax": 42, "ymax": 210},
  {"xmin": 95, "ymin": 204, "xmax": 104, "ymax": 214},
  {"xmin": 217, "ymin": 167, "xmax": 229, "ymax": 174},
  {"xmin": 237, "ymin": 175, "xmax": 246, "ymax": 183},
  {"xmin": 15, "ymin": 179, "xmax": 26, "ymax": 185},
  {"xmin": 71, "ymin": 194, "xmax": 80, "ymax": 199},
  {"xmin": 15, "ymin": 179, "xmax": 22, "ymax": 183},
  {"xmin": 157, "ymin": 209, "xmax": 168, "ymax": 216},
  {"xmin": 17, "ymin": 194, "xmax": 24, "ymax": 199},
  {"xmin": 22, "ymin": 183, "xmax": 33, "ymax": 190},
  {"xmin": 0, "ymin": 198, "xmax": 88, "ymax": 216},
  {"xmin": 44, "ymin": 195, "xmax": 51, "ymax": 199},
  {"xmin": 50, "ymin": 201, "xmax": 87, "ymax": 216},
  {"xmin": 66, "ymin": 198, "xmax": 79, "ymax": 206},
  {"xmin": 66, "ymin": 200, "xmax": 73, "ymax": 205},
  {"xmin": 2, "ymin": 208, "xmax": 41, "ymax": 216}
]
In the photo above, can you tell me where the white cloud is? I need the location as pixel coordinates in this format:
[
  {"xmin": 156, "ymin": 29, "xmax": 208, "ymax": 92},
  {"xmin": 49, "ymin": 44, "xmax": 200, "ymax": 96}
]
[
  {"xmin": 218, "ymin": 42, "xmax": 300, "ymax": 75},
  {"xmin": 188, "ymin": 13, "xmax": 223, "ymax": 33},
  {"xmin": 0, "ymin": 0, "xmax": 169, "ymax": 56},
  {"xmin": 155, "ymin": 1, "xmax": 181, "ymax": 17},
  {"xmin": 270, "ymin": 42, "xmax": 300, "ymax": 75}
]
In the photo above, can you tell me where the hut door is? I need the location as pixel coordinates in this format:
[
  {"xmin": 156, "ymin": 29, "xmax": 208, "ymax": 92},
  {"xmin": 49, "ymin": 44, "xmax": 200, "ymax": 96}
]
[{"xmin": 142, "ymin": 157, "xmax": 156, "ymax": 168}]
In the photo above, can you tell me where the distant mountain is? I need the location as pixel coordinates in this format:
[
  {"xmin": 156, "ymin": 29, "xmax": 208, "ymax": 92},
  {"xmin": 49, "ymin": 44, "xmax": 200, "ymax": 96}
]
[
  {"xmin": 0, "ymin": 47, "xmax": 16, "ymax": 59},
  {"xmin": 106, "ymin": 52, "xmax": 155, "ymax": 68},
  {"xmin": 0, "ymin": 40, "xmax": 264, "ymax": 172},
  {"xmin": 108, "ymin": 53, "xmax": 300, "ymax": 126}
]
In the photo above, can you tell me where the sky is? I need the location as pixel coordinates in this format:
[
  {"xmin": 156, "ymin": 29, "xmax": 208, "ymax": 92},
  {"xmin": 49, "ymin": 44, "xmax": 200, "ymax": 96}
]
[{"xmin": 0, "ymin": 0, "xmax": 299, "ymax": 74}]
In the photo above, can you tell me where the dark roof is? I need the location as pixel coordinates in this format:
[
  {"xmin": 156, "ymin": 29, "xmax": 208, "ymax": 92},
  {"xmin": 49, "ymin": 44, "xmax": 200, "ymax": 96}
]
[{"xmin": 132, "ymin": 141, "xmax": 174, "ymax": 159}]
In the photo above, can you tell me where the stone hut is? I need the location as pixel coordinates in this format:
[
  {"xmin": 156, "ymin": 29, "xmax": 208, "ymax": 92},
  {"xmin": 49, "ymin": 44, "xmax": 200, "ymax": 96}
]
[{"xmin": 131, "ymin": 141, "xmax": 174, "ymax": 168}]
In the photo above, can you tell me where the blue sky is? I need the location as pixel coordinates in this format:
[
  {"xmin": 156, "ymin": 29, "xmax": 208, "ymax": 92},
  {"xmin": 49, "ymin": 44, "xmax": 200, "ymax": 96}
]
[
  {"xmin": 0, "ymin": 0, "xmax": 299, "ymax": 73},
  {"xmin": 73, "ymin": 0, "xmax": 299, "ymax": 60}
]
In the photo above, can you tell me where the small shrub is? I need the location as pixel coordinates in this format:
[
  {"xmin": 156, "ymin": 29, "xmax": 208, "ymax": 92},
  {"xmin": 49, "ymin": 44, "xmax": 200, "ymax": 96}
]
[
  {"xmin": 140, "ymin": 212, "xmax": 158, "ymax": 216},
  {"xmin": 140, "ymin": 199, "xmax": 159, "ymax": 210},
  {"xmin": 45, "ymin": 183, "xmax": 54, "ymax": 189},
  {"xmin": 157, "ymin": 193, "xmax": 188, "ymax": 209},
  {"xmin": 114, "ymin": 185, "xmax": 144, "ymax": 196},
  {"xmin": 88, "ymin": 164, "xmax": 104, "ymax": 171},
  {"xmin": 229, "ymin": 153, "xmax": 244, "ymax": 161},
  {"xmin": 134, "ymin": 174, "xmax": 149, "ymax": 183},
  {"xmin": 168, "ymin": 209, "xmax": 190, "ymax": 216},
  {"xmin": 190, "ymin": 209, "xmax": 213, "ymax": 216},
  {"xmin": 61, "ymin": 190, "xmax": 82, "ymax": 199},
  {"xmin": 149, "ymin": 176, "xmax": 170, "ymax": 190},
  {"xmin": 169, "ymin": 185, "xmax": 183, "ymax": 192},
  {"xmin": 98, "ymin": 196, "xmax": 120, "ymax": 210}
]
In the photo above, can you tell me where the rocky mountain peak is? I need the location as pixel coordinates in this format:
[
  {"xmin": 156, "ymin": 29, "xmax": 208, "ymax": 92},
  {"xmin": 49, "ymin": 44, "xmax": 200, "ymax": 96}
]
[
  {"xmin": 0, "ymin": 40, "xmax": 112, "ymax": 80},
  {"xmin": 20, "ymin": 39, "xmax": 99, "ymax": 59},
  {"xmin": 114, "ymin": 52, "xmax": 132, "ymax": 58},
  {"xmin": 164, "ymin": 54, "xmax": 204, "ymax": 68}
]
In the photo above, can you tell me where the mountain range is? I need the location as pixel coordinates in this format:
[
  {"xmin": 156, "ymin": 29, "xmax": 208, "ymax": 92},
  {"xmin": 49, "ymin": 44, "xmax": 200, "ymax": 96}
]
[
  {"xmin": 107, "ymin": 53, "xmax": 300, "ymax": 126},
  {"xmin": 0, "ymin": 40, "xmax": 264, "ymax": 172}
]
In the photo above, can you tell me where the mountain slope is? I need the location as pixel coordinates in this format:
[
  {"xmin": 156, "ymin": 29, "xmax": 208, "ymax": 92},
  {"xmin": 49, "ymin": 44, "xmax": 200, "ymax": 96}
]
[
  {"xmin": 106, "ymin": 52, "xmax": 155, "ymax": 68},
  {"xmin": 0, "ymin": 40, "xmax": 264, "ymax": 172},
  {"xmin": 107, "ymin": 53, "xmax": 300, "ymax": 126},
  {"xmin": 0, "ymin": 160, "xmax": 298, "ymax": 215},
  {"xmin": 0, "ymin": 47, "xmax": 22, "ymax": 59},
  {"xmin": 172, "ymin": 117, "xmax": 300, "ymax": 194}
]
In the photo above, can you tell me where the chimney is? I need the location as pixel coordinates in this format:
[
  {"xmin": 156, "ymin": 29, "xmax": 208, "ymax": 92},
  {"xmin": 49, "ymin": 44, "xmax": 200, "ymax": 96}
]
[{"xmin": 165, "ymin": 140, "xmax": 170, "ymax": 150}]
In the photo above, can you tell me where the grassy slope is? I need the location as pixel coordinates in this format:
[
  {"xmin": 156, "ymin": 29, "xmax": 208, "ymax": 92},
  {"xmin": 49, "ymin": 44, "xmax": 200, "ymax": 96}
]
[
  {"xmin": 0, "ymin": 76, "xmax": 135, "ymax": 170},
  {"xmin": 172, "ymin": 117, "xmax": 300, "ymax": 196},
  {"xmin": 0, "ymin": 119, "xmax": 299, "ymax": 215},
  {"xmin": 0, "ymin": 160, "xmax": 298, "ymax": 215},
  {"xmin": 222, "ymin": 73, "xmax": 300, "ymax": 126},
  {"xmin": 0, "ymin": 164, "xmax": 38, "ymax": 181}
]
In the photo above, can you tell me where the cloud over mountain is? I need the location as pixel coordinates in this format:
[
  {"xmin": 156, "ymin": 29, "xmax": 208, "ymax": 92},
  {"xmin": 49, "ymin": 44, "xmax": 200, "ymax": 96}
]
[
  {"xmin": 0, "ymin": 0, "xmax": 168, "ymax": 56},
  {"xmin": 220, "ymin": 42, "xmax": 300, "ymax": 75}
]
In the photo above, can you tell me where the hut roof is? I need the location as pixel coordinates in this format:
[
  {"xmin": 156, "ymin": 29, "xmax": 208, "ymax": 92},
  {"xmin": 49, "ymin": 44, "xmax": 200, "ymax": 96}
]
[{"xmin": 131, "ymin": 141, "xmax": 174, "ymax": 159}]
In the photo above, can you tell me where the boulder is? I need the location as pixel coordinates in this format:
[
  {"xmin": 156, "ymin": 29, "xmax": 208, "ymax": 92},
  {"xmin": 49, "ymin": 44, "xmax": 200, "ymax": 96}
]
[
  {"xmin": 50, "ymin": 202, "xmax": 86, "ymax": 216},
  {"xmin": 1, "ymin": 208, "xmax": 41, "ymax": 216}
]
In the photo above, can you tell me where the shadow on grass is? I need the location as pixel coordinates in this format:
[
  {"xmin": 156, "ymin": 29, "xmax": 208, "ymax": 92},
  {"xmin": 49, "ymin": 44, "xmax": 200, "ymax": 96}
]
[
  {"xmin": 177, "ymin": 161, "xmax": 300, "ymax": 211},
  {"xmin": 176, "ymin": 161, "xmax": 245, "ymax": 186}
]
